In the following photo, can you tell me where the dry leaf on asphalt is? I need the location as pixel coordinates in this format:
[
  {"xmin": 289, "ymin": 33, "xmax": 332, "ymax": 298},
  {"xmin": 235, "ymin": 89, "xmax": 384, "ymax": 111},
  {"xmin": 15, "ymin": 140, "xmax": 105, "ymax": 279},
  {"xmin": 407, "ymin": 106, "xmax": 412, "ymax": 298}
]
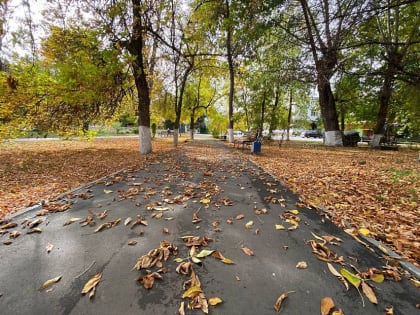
[
  {"xmin": 274, "ymin": 292, "xmax": 290, "ymax": 312},
  {"xmin": 235, "ymin": 214, "xmax": 245, "ymax": 220},
  {"xmin": 296, "ymin": 261, "xmax": 307, "ymax": 269},
  {"xmin": 63, "ymin": 217, "xmax": 81, "ymax": 226},
  {"xmin": 81, "ymin": 272, "xmax": 102, "ymax": 298},
  {"xmin": 385, "ymin": 306, "xmax": 394, "ymax": 314},
  {"xmin": 208, "ymin": 297, "xmax": 223, "ymax": 306},
  {"xmin": 361, "ymin": 282, "xmax": 378, "ymax": 304},
  {"xmin": 138, "ymin": 272, "xmax": 162, "ymax": 289},
  {"xmin": 39, "ymin": 276, "xmax": 62, "ymax": 291},
  {"xmin": 245, "ymin": 221, "xmax": 253, "ymax": 229},
  {"xmin": 241, "ymin": 246, "xmax": 254, "ymax": 256},
  {"xmin": 340, "ymin": 268, "xmax": 361, "ymax": 288},
  {"xmin": 327, "ymin": 263, "xmax": 349, "ymax": 290},
  {"xmin": 179, "ymin": 301, "xmax": 185, "ymax": 315},
  {"xmin": 321, "ymin": 297, "xmax": 335, "ymax": 315}
]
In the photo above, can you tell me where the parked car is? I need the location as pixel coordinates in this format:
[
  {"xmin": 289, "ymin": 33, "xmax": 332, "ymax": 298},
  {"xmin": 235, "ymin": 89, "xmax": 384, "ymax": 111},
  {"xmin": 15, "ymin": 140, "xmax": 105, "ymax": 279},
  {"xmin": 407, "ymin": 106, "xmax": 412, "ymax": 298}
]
[
  {"xmin": 233, "ymin": 130, "xmax": 243, "ymax": 137},
  {"xmin": 300, "ymin": 130, "xmax": 323, "ymax": 138}
]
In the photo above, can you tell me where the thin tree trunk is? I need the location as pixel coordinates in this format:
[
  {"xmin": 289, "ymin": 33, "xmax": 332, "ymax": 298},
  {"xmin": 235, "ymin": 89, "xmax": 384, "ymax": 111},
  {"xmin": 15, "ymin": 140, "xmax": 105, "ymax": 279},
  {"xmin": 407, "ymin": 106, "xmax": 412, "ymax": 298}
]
[
  {"xmin": 287, "ymin": 89, "xmax": 292, "ymax": 141},
  {"xmin": 226, "ymin": 0, "xmax": 235, "ymax": 143}
]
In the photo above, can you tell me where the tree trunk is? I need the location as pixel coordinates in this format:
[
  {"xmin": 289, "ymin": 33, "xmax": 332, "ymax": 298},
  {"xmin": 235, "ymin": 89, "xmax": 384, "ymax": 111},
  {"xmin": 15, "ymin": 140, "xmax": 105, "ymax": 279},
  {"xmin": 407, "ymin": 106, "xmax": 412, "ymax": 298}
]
[
  {"xmin": 226, "ymin": 1, "xmax": 235, "ymax": 143},
  {"xmin": 190, "ymin": 112, "xmax": 195, "ymax": 140},
  {"xmin": 260, "ymin": 91, "xmax": 266, "ymax": 135},
  {"xmin": 286, "ymin": 89, "xmax": 292, "ymax": 141},
  {"xmin": 370, "ymin": 60, "xmax": 397, "ymax": 148},
  {"xmin": 130, "ymin": 0, "xmax": 151, "ymax": 154},
  {"xmin": 317, "ymin": 75, "xmax": 342, "ymax": 146},
  {"xmin": 269, "ymin": 87, "xmax": 280, "ymax": 140}
]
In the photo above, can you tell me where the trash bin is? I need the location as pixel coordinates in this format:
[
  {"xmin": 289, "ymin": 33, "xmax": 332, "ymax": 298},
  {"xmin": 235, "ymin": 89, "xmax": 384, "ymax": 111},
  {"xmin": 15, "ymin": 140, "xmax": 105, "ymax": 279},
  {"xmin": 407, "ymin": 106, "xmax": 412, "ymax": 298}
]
[{"xmin": 251, "ymin": 141, "xmax": 261, "ymax": 154}]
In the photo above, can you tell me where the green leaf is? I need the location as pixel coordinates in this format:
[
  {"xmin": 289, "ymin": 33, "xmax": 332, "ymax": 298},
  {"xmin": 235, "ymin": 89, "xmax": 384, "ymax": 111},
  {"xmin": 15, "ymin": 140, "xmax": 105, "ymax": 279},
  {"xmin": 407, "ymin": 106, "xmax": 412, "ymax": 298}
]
[{"xmin": 340, "ymin": 268, "xmax": 361, "ymax": 288}]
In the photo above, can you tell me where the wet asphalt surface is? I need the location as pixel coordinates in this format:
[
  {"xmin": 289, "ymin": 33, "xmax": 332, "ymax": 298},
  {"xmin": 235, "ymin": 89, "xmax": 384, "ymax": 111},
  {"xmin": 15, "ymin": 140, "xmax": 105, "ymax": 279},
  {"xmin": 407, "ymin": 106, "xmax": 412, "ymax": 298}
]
[{"xmin": 0, "ymin": 140, "xmax": 419, "ymax": 315}]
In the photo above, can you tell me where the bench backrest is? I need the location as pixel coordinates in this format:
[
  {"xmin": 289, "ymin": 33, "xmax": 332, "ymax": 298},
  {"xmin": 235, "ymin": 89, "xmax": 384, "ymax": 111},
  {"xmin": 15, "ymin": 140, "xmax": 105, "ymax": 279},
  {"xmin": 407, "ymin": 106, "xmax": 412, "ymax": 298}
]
[{"xmin": 243, "ymin": 130, "xmax": 258, "ymax": 141}]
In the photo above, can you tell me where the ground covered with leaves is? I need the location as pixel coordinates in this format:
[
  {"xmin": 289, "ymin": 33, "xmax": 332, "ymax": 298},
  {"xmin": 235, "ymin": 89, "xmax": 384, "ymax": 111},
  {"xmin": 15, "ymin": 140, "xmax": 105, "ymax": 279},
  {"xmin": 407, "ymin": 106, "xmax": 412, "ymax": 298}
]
[
  {"xmin": 1, "ymin": 137, "xmax": 418, "ymax": 269},
  {"xmin": 247, "ymin": 142, "xmax": 419, "ymax": 268}
]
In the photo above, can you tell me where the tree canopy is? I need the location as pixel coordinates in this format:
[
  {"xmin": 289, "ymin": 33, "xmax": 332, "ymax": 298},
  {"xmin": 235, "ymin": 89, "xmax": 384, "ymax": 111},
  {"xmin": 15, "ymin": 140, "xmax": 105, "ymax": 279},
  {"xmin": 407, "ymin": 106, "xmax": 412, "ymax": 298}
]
[{"xmin": 1, "ymin": 0, "xmax": 419, "ymax": 150}]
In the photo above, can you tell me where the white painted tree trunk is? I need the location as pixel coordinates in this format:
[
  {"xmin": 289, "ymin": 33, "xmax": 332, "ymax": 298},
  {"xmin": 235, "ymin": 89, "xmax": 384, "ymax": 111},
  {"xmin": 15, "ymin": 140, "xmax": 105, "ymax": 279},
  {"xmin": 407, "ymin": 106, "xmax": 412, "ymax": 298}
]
[
  {"xmin": 173, "ymin": 129, "xmax": 179, "ymax": 146},
  {"xmin": 370, "ymin": 134, "xmax": 383, "ymax": 148},
  {"xmin": 324, "ymin": 130, "xmax": 343, "ymax": 146},
  {"xmin": 139, "ymin": 126, "xmax": 152, "ymax": 154},
  {"xmin": 228, "ymin": 128, "xmax": 234, "ymax": 143}
]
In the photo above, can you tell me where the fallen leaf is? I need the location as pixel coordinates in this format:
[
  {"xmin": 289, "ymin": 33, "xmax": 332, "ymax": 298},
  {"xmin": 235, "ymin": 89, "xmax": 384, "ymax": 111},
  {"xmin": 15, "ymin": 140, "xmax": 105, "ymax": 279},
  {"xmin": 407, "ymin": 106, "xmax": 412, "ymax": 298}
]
[
  {"xmin": 340, "ymin": 268, "xmax": 361, "ymax": 288},
  {"xmin": 179, "ymin": 301, "xmax": 185, "ymax": 315},
  {"xmin": 245, "ymin": 221, "xmax": 254, "ymax": 229},
  {"xmin": 196, "ymin": 249, "xmax": 215, "ymax": 258},
  {"xmin": 138, "ymin": 272, "xmax": 162, "ymax": 289},
  {"xmin": 296, "ymin": 261, "xmax": 308, "ymax": 269},
  {"xmin": 241, "ymin": 246, "xmax": 254, "ymax": 256},
  {"xmin": 361, "ymin": 282, "xmax": 378, "ymax": 304},
  {"xmin": 9, "ymin": 230, "xmax": 21, "ymax": 239},
  {"xmin": 212, "ymin": 251, "xmax": 235, "ymax": 264},
  {"xmin": 274, "ymin": 292, "xmax": 289, "ymax": 312},
  {"xmin": 385, "ymin": 306, "xmax": 394, "ymax": 315},
  {"xmin": 370, "ymin": 273, "xmax": 384, "ymax": 283},
  {"xmin": 332, "ymin": 309, "xmax": 345, "ymax": 315},
  {"xmin": 1, "ymin": 222, "xmax": 17, "ymax": 230},
  {"xmin": 104, "ymin": 189, "xmax": 113, "ymax": 194},
  {"xmin": 200, "ymin": 198, "xmax": 211, "ymax": 204},
  {"xmin": 124, "ymin": 217, "xmax": 132, "ymax": 226},
  {"xmin": 289, "ymin": 209, "xmax": 300, "ymax": 214},
  {"xmin": 358, "ymin": 228, "xmax": 370, "ymax": 236},
  {"xmin": 275, "ymin": 224, "xmax": 285, "ymax": 230},
  {"xmin": 182, "ymin": 285, "xmax": 202, "ymax": 298},
  {"xmin": 226, "ymin": 217, "xmax": 233, "ymax": 224},
  {"xmin": 208, "ymin": 297, "xmax": 223, "ymax": 306},
  {"xmin": 327, "ymin": 263, "xmax": 349, "ymax": 290},
  {"xmin": 27, "ymin": 227, "xmax": 42, "ymax": 234},
  {"xmin": 163, "ymin": 227, "xmax": 169, "ymax": 234},
  {"xmin": 81, "ymin": 273, "xmax": 102, "ymax": 298},
  {"xmin": 321, "ymin": 297, "xmax": 335, "ymax": 315},
  {"xmin": 235, "ymin": 214, "xmax": 245, "ymax": 220},
  {"xmin": 63, "ymin": 217, "xmax": 81, "ymax": 226},
  {"xmin": 39, "ymin": 276, "xmax": 62, "ymax": 291},
  {"xmin": 128, "ymin": 240, "xmax": 138, "ymax": 246}
]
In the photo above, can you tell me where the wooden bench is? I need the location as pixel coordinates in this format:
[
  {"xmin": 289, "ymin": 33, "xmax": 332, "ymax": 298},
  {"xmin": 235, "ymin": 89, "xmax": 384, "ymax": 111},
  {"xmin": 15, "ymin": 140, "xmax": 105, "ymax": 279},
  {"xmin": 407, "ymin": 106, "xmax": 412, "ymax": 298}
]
[{"xmin": 234, "ymin": 131, "xmax": 260, "ymax": 151}]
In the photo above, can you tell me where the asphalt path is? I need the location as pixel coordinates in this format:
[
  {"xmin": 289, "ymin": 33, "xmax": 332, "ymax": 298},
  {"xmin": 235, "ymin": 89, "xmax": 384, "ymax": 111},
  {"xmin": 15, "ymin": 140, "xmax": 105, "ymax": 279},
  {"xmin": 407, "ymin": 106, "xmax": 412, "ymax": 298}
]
[{"xmin": 0, "ymin": 139, "xmax": 418, "ymax": 315}]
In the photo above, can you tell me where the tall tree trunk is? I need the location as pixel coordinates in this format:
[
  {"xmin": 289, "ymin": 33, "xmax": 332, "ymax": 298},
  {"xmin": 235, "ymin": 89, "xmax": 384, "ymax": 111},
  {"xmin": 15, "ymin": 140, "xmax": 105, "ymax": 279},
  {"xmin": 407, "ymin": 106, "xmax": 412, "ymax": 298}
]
[
  {"xmin": 317, "ymin": 74, "xmax": 342, "ymax": 145},
  {"xmin": 190, "ymin": 111, "xmax": 195, "ymax": 140},
  {"xmin": 226, "ymin": 0, "xmax": 235, "ymax": 143},
  {"xmin": 370, "ymin": 57, "xmax": 398, "ymax": 147},
  {"xmin": 260, "ymin": 91, "xmax": 266, "ymax": 135},
  {"xmin": 130, "ymin": 0, "xmax": 151, "ymax": 154},
  {"xmin": 269, "ymin": 86, "xmax": 280, "ymax": 139},
  {"xmin": 286, "ymin": 90, "xmax": 292, "ymax": 141}
]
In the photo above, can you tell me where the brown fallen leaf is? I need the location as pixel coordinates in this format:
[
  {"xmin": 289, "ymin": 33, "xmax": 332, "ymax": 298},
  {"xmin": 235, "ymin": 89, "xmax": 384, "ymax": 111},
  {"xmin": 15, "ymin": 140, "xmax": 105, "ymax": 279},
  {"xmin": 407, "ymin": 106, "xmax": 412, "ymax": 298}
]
[
  {"xmin": 27, "ymin": 228, "xmax": 42, "ymax": 234},
  {"xmin": 245, "ymin": 221, "xmax": 254, "ymax": 229},
  {"xmin": 128, "ymin": 240, "xmax": 138, "ymax": 246},
  {"xmin": 39, "ymin": 276, "xmax": 62, "ymax": 291},
  {"xmin": 81, "ymin": 272, "xmax": 102, "ymax": 298},
  {"xmin": 63, "ymin": 217, "xmax": 81, "ymax": 226},
  {"xmin": 385, "ymin": 306, "xmax": 394, "ymax": 315},
  {"xmin": 163, "ymin": 227, "xmax": 169, "ymax": 234},
  {"xmin": 274, "ymin": 292, "xmax": 290, "ymax": 312},
  {"xmin": 226, "ymin": 217, "xmax": 233, "ymax": 224},
  {"xmin": 321, "ymin": 297, "xmax": 335, "ymax": 315},
  {"xmin": 138, "ymin": 272, "xmax": 162, "ymax": 289},
  {"xmin": 361, "ymin": 282, "xmax": 378, "ymax": 304},
  {"xmin": 235, "ymin": 214, "xmax": 245, "ymax": 220},
  {"xmin": 9, "ymin": 230, "xmax": 21, "ymax": 239},
  {"xmin": 124, "ymin": 217, "xmax": 132, "ymax": 226},
  {"xmin": 192, "ymin": 212, "xmax": 202, "ymax": 224},
  {"xmin": 3, "ymin": 240, "xmax": 12, "ymax": 245},
  {"xmin": 1, "ymin": 222, "xmax": 17, "ymax": 230},
  {"xmin": 241, "ymin": 246, "xmax": 254, "ymax": 256}
]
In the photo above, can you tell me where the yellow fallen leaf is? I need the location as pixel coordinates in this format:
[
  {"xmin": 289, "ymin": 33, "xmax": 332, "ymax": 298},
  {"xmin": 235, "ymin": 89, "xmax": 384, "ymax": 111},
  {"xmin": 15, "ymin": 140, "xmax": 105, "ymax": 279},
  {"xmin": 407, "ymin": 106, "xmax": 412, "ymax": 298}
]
[
  {"xmin": 200, "ymin": 198, "xmax": 210, "ymax": 204},
  {"xmin": 371, "ymin": 273, "xmax": 384, "ymax": 283},
  {"xmin": 208, "ymin": 297, "xmax": 223, "ymax": 306},
  {"xmin": 358, "ymin": 227, "xmax": 370, "ymax": 236},
  {"xmin": 196, "ymin": 249, "xmax": 215, "ymax": 258},
  {"xmin": 104, "ymin": 189, "xmax": 113, "ymax": 194},
  {"xmin": 182, "ymin": 285, "xmax": 202, "ymax": 298},
  {"xmin": 39, "ymin": 276, "xmax": 62, "ymax": 291},
  {"xmin": 290, "ymin": 209, "xmax": 299, "ymax": 214},
  {"xmin": 361, "ymin": 282, "xmax": 378, "ymax": 304},
  {"xmin": 321, "ymin": 297, "xmax": 335, "ymax": 315},
  {"xmin": 275, "ymin": 224, "xmax": 285, "ymax": 230},
  {"xmin": 245, "ymin": 221, "xmax": 254, "ymax": 229},
  {"xmin": 81, "ymin": 272, "xmax": 102, "ymax": 298},
  {"xmin": 332, "ymin": 309, "xmax": 345, "ymax": 315},
  {"xmin": 221, "ymin": 258, "xmax": 235, "ymax": 264}
]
